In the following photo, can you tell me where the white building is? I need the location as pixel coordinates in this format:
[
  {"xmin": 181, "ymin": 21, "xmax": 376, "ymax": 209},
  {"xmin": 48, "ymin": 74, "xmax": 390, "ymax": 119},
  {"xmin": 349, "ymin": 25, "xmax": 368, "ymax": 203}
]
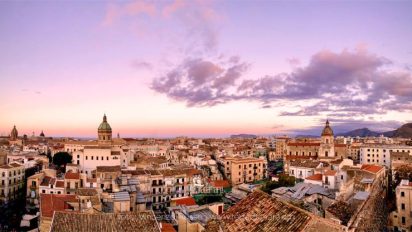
[
  {"xmin": 69, "ymin": 115, "xmax": 133, "ymax": 177},
  {"xmin": 360, "ymin": 145, "xmax": 412, "ymax": 167}
]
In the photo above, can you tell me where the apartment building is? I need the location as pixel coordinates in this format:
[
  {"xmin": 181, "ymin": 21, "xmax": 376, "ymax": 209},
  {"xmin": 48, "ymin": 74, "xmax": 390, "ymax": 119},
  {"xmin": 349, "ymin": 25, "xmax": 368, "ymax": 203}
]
[
  {"xmin": 360, "ymin": 145, "xmax": 412, "ymax": 168},
  {"xmin": 221, "ymin": 156, "xmax": 267, "ymax": 185},
  {"xmin": 389, "ymin": 179, "xmax": 412, "ymax": 232},
  {"xmin": 0, "ymin": 162, "xmax": 25, "ymax": 203}
]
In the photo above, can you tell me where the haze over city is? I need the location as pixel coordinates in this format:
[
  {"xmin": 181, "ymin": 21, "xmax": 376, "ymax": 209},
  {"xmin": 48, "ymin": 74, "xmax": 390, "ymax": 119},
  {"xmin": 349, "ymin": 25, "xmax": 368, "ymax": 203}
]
[{"xmin": 1, "ymin": 0, "xmax": 412, "ymax": 137}]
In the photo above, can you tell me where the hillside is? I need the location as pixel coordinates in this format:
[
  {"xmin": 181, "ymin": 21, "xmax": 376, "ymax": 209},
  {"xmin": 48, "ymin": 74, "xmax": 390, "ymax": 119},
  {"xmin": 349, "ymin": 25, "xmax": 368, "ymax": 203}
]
[{"xmin": 338, "ymin": 123, "xmax": 412, "ymax": 138}]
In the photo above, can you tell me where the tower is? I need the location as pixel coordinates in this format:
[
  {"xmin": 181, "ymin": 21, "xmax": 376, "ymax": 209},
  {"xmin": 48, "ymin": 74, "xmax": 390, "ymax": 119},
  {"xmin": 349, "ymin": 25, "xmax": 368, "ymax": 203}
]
[
  {"xmin": 10, "ymin": 125, "xmax": 18, "ymax": 141},
  {"xmin": 98, "ymin": 114, "xmax": 112, "ymax": 145},
  {"xmin": 319, "ymin": 120, "xmax": 335, "ymax": 158}
]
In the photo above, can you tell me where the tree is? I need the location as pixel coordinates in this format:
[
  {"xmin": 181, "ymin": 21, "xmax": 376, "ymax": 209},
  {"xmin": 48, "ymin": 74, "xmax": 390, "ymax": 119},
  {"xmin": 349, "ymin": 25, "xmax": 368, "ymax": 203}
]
[
  {"xmin": 52, "ymin": 152, "xmax": 72, "ymax": 169},
  {"xmin": 261, "ymin": 174, "xmax": 295, "ymax": 194}
]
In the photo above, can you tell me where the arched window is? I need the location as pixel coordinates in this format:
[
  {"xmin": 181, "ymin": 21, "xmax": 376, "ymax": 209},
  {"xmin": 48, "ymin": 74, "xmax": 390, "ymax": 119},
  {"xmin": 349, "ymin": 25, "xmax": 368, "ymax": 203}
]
[{"xmin": 325, "ymin": 151, "xmax": 329, "ymax": 157}]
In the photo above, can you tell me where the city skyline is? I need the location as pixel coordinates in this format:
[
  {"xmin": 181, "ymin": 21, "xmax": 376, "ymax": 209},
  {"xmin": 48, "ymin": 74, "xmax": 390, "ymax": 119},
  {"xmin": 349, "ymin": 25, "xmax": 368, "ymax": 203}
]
[{"xmin": 1, "ymin": 0, "xmax": 412, "ymax": 137}]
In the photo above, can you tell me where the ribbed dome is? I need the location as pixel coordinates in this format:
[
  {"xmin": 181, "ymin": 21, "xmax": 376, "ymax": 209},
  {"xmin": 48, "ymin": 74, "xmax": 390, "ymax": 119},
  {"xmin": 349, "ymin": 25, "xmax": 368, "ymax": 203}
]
[
  {"xmin": 98, "ymin": 114, "xmax": 112, "ymax": 131},
  {"xmin": 321, "ymin": 120, "xmax": 334, "ymax": 136}
]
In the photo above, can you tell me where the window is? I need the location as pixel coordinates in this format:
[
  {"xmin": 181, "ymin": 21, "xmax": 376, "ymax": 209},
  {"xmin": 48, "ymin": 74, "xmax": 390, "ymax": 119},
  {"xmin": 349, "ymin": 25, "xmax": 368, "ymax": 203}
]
[
  {"xmin": 401, "ymin": 203, "xmax": 405, "ymax": 210},
  {"xmin": 401, "ymin": 192, "xmax": 405, "ymax": 197},
  {"xmin": 402, "ymin": 217, "xmax": 406, "ymax": 224},
  {"xmin": 96, "ymin": 156, "xmax": 99, "ymax": 160},
  {"xmin": 42, "ymin": 190, "xmax": 46, "ymax": 193},
  {"xmin": 86, "ymin": 156, "xmax": 88, "ymax": 160},
  {"xmin": 341, "ymin": 175, "xmax": 343, "ymax": 180},
  {"xmin": 91, "ymin": 156, "xmax": 94, "ymax": 160},
  {"xmin": 106, "ymin": 157, "xmax": 109, "ymax": 160}
]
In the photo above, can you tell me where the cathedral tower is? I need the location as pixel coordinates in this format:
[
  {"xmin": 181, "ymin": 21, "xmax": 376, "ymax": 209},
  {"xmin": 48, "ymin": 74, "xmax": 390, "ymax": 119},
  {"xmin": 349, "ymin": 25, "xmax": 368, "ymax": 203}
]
[
  {"xmin": 10, "ymin": 125, "xmax": 18, "ymax": 141},
  {"xmin": 319, "ymin": 120, "xmax": 335, "ymax": 158},
  {"xmin": 98, "ymin": 114, "xmax": 112, "ymax": 145}
]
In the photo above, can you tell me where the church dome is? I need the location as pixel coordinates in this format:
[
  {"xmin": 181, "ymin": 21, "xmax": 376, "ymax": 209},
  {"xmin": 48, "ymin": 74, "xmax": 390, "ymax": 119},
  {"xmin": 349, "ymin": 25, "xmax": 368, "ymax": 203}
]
[
  {"xmin": 98, "ymin": 114, "xmax": 112, "ymax": 132},
  {"xmin": 10, "ymin": 125, "xmax": 18, "ymax": 140},
  {"xmin": 321, "ymin": 120, "xmax": 334, "ymax": 136}
]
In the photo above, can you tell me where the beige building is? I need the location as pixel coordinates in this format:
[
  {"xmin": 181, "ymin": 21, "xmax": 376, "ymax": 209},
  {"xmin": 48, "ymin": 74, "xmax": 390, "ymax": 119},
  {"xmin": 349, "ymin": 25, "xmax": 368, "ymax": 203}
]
[
  {"xmin": 221, "ymin": 156, "xmax": 267, "ymax": 185},
  {"xmin": 389, "ymin": 179, "xmax": 412, "ymax": 232},
  {"xmin": 0, "ymin": 162, "xmax": 25, "ymax": 203}
]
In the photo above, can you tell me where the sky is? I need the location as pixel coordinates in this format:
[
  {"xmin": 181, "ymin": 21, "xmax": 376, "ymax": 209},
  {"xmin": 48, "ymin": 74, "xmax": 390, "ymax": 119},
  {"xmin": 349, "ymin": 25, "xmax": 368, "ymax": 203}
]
[{"xmin": 0, "ymin": 0, "xmax": 412, "ymax": 138}]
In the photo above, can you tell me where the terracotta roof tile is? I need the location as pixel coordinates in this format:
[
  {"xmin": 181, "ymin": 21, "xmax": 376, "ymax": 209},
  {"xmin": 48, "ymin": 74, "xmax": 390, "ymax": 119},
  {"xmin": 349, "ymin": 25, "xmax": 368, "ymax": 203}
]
[
  {"xmin": 65, "ymin": 172, "xmax": 80, "ymax": 180},
  {"xmin": 50, "ymin": 211, "xmax": 160, "ymax": 232},
  {"xmin": 361, "ymin": 164, "xmax": 383, "ymax": 174},
  {"xmin": 306, "ymin": 174, "xmax": 323, "ymax": 181},
  {"xmin": 324, "ymin": 170, "xmax": 337, "ymax": 176},
  {"xmin": 40, "ymin": 194, "xmax": 78, "ymax": 218},
  {"xmin": 161, "ymin": 223, "xmax": 176, "ymax": 232},
  {"xmin": 171, "ymin": 197, "xmax": 197, "ymax": 206},
  {"xmin": 209, "ymin": 180, "xmax": 230, "ymax": 188}
]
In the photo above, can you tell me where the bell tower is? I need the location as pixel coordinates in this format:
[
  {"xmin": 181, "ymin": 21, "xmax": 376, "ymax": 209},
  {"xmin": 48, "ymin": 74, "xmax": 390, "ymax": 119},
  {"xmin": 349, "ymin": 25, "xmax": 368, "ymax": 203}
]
[{"xmin": 319, "ymin": 120, "xmax": 335, "ymax": 158}]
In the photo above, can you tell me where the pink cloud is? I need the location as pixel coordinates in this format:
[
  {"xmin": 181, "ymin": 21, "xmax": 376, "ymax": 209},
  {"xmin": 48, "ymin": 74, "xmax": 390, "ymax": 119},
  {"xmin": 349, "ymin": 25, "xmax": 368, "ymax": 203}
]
[
  {"xmin": 101, "ymin": 0, "xmax": 157, "ymax": 27},
  {"xmin": 162, "ymin": 0, "xmax": 186, "ymax": 17}
]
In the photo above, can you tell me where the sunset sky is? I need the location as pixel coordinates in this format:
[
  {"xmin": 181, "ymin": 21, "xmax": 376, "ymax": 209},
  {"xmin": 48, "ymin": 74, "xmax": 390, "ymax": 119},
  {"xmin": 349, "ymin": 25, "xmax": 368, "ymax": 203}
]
[{"xmin": 1, "ymin": 0, "xmax": 411, "ymax": 138}]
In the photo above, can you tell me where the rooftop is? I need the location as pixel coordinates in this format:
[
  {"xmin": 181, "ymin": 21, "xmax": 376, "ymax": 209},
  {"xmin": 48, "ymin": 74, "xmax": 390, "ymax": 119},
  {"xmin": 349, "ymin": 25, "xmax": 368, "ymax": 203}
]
[
  {"xmin": 206, "ymin": 190, "xmax": 343, "ymax": 232},
  {"xmin": 96, "ymin": 165, "xmax": 121, "ymax": 172},
  {"xmin": 290, "ymin": 159, "xmax": 321, "ymax": 169},
  {"xmin": 171, "ymin": 197, "xmax": 197, "ymax": 206},
  {"xmin": 50, "ymin": 211, "xmax": 160, "ymax": 232},
  {"xmin": 305, "ymin": 174, "xmax": 323, "ymax": 182},
  {"xmin": 361, "ymin": 164, "xmax": 383, "ymax": 174},
  {"xmin": 40, "ymin": 194, "xmax": 78, "ymax": 218}
]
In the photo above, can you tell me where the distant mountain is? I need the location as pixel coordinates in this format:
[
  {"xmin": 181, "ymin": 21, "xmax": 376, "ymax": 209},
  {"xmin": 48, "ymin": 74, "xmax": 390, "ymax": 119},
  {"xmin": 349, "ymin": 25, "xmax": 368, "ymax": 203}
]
[
  {"xmin": 295, "ymin": 135, "xmax": 318, "ymax": 138},
  {"xmin": 337, "ymin": 123, "xmax": 412, "ymax": 138},
  {"xmin": 337, "ymin": 128, "xmax": 380, "ymax": 137},
  {"xmin": 230, "ymin": 134, "xmax": 257, "ymax": 139},
  {"xmin": 390, "ymin": 123, "xmax": 412, "ymax": 138}
]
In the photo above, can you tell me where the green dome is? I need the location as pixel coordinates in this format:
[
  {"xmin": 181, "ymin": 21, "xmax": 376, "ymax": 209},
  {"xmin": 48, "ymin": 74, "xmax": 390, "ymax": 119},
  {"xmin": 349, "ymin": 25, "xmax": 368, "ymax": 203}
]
[{"xmin": 98, "ymin": 114, "xmax": 112, "ymax": 131}]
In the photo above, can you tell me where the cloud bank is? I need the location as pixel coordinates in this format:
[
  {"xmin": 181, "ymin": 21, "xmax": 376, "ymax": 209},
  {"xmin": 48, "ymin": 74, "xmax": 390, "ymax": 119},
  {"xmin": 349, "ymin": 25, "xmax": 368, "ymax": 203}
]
[{"xmin": 151, "ymin": 48, "xmax": 412, "ymax": 117}]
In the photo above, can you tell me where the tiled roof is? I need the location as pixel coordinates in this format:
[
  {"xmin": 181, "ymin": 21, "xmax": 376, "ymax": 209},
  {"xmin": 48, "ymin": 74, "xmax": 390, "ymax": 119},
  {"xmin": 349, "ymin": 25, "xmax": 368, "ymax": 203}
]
[
  {"xmin": 76, "ymin": 188, "xmax": 98, "ymax": 196},
  {"xmin": 207, "ymin": 190, "xmax": 311, "ymax": 231},
  {"xmin": 305, "ymin": 174, "xmax": 323, "ymax": 181},
  {"xmin": 50, "ymin": 211, "xmax": 161, "ymax": 232},
  {"xmin": 290, "ymin": 160, "xmax": 321, "ymax": 169},
  {"xmin": 287, "ymin": 143, "xmax": 320, "ymax": 147},
  {"xmin": 334, "ymin": 144, "xmax": 347, "ymax": 147},
  {"xmin": 361, "ymin": 164, "xmax": 383, "ymax": 174},
  {"xmin": 96, "ymin": 165, "xmax": 121, "ymax": 172},
  {"xmin": 56, "ymin": 180, "xmax": 65, "ymax": 188},
  {"xmin": 171, "ymin": 197, "xmax": 197, "ymax": 206},
  {"xmin": 65, "ymin": 172, "xmax": 80, "ymax": 180},
  {"xmin": 285, "ymin": 155, "xmax": 317, "ymax": 161},
  {"xmin": 40, "ymin": 194, "xmax": 78, "ymax": 218},
  {"xmin": 205, "ymin": 190, "xmax": 343, "ymax": 232},
  {"xmin": 160, "ymin": 223, "xmax": 176, "ymax": 232},
  {"xmin": 209, "ymin": 179, "xmax": 230, "ymax": 188},
  {"xmin": 326, "ymin": 201, "xmax": 355, "ymax": 225},
  {"xmin": 0, "ymin": 163, "xmax": 23, "ymax": 169},
  {"xmin": 40, "ymin": 176, "xmax": 52, "ymax": 186},
  {"xmin": 324, "ymin": 170, "xmax": 337, "ymax": 176}
]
